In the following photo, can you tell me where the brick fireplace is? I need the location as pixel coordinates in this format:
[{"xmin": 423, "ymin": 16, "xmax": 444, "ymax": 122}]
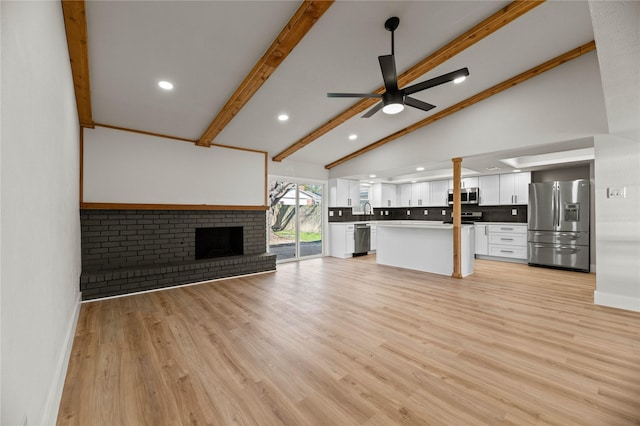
[{"xmin": 79, "ymin": 209, "xmax": 276, "ymax": 300}]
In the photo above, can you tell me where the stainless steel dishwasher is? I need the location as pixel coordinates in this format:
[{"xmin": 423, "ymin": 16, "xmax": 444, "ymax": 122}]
[{"xmin": 353, "ymin": 223, "xmax": 371, "ymax": 256}]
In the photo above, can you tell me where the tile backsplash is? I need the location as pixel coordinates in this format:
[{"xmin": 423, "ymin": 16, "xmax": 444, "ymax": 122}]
[{"xmin": 329, "ymin": 205, "xmax": 527, "ymax": 223}]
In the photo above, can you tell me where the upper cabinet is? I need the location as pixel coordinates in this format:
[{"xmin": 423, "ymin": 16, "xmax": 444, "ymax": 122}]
[
  {"xmin": 398, "ymin": 182, "xmax": 431, "ymax": 207},
  {"xmin": 329, "ymin": 178, "xmax": 360, "ymax": 207},
  {"xmin": 429, "ymin": 180, "xmax": 449, "ymax": 206},
  {"xmin": 448, "ymin": 177, "xmax": 479, "ymax": 189},
  {"xmin": 499, "ymin": 172, "xmax": 531, "ymax": 205},
  {"xmin": 479, "ymin": 175, "xmax": 500, "ymax": 206},
  {"xmin": 397, "ymin": 183, "xmax": 412, "ymax": 207},
  {"xmin": 412, "ymin": 182, "xmax": 430, "ymax": 206},
  {"xmin": 371, "ymin": 183, "xmax": 397, "ymax": 208}
]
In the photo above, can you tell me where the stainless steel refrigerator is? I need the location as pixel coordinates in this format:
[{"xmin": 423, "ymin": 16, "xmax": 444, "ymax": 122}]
[{"xmin": 528, "ymin": 179, "xmax": 590, "ymax": 271}]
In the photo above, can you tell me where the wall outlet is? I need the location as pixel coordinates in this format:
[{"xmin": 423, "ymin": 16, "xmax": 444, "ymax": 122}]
[
  {"xmin": 329, "ymin": 211, "xmax": 334, "ymax": 217},
  {"xmin": 512, "ymin": 208, "xmax": 517, "ymax": 216},
  {"xmin": 338, "ymin": 210, "xmax": 342, "ymax": 216},
  {"xmin": 407, "ymin": 210, "xmax": 411, "ymax": 215},
  {"xmin": 607, "ymin": 187, "xmax": 626, "ymax": 198},
  {"xmin": 441, "ymin": 210, "xmax": 446, "ymax": 216},
  {"xmin": 424, "ymin": 210, "xmax": 428, "ymax": 215}
]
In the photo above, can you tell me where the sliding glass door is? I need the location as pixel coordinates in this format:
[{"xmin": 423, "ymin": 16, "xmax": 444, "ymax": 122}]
[{"xmin": 268, "ymin": 180, "xmax": 323, "ymax": 261}]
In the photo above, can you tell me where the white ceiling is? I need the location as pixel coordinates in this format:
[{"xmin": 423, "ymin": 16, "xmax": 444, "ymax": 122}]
[{"xmin": 85, "ymin": 0, "xmax": 599, "ymax": 182}]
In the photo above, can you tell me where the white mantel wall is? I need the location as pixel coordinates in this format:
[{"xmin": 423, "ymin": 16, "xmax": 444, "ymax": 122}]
[{"xmin": 1, "ymin": 2, "xmax": 82, "ymax": 424}]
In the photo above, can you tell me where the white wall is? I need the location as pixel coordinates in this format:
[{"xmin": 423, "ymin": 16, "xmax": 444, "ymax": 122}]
[
  {"xmin": 1, "ymin": 2, "xmax": 82, "ymax": 425},
  {"xmin": 593, "ymin": 135, "xmax": 640, "ymax": 311},
  {"xmin": 83, "ymin": 126, "xmax": 267, "ymax": 206},
  {"xmin": 269, "ymin": 158, "xmax": 329, "ymax": 182},
  {"xmin": 590, "ymin": 1, "xmax": 640, "ymax": 311}
]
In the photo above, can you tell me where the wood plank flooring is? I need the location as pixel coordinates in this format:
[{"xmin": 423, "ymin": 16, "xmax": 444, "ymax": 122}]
[{"xmin": 57, "ymin": 257, "xmax": 640, "ymax": 425}]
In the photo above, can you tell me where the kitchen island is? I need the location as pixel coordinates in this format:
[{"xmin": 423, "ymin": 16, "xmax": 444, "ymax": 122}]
[{"xmin": 376, "ymin": 222, "xmax": 475, "ymax": 277}]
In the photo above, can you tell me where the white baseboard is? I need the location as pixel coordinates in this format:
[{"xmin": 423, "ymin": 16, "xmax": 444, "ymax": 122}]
[
  {"xmin": 594, "ymin": 290, "xmax": 640, "ymax": 312},
  {"xmin": 40, "ymin": 291, "xmax": 82, "ymax": 425}
]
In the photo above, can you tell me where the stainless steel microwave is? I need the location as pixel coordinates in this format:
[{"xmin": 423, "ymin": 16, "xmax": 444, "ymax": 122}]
[{"xmin": 448, "ymin": 187, "xmax": 479, "ymax": 204}]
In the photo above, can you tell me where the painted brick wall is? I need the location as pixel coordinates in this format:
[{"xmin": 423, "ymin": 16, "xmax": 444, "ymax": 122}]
[
  {"xmin": 80, "ymin": 210, "xmax": 267, "ymax": 270},
  {"xmin": 79, "ymin": 210, "xmax": 275, "ymax": 300}
]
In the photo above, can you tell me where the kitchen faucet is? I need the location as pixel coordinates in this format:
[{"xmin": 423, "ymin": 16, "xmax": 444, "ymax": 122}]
[{"xmin": 363, "ymin": 201, "xmax": 373, "ymax": 216}]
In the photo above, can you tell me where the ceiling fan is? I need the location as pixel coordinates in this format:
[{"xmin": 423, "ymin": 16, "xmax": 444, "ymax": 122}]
[{"xmin": 328, "ymin": 17, "xmax": 469, "ymax": 118}]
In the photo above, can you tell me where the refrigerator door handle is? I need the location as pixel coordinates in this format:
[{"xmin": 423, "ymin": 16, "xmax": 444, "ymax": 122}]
[{"xmin": 532, "ymin": 244, "xmax": 580, "ymax": 253}]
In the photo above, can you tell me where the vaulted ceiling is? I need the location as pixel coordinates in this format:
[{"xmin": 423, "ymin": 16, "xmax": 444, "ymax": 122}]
[{"xmin": 63, "ymin": 0, "xmax": 602, "ymax": 181}]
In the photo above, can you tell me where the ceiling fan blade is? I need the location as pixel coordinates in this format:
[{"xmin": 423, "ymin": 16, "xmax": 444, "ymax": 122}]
[
  {"xmin": 361, "ymin": 102, "xmax": 383, "ymax": 118},
  {"xmin": 327, "ymin": 93, "xmax": 382, "ymax": 98},
  {"xmin": 378, "ymin": 55, "xmax": 398, "ymax": 92},
  {"xmin": 405, "ymin": 97, "xmax": 436, "ymax": 112},
  {"xmin": 403, "ymin": 67, "xmax": 470, "ymax": 95}
]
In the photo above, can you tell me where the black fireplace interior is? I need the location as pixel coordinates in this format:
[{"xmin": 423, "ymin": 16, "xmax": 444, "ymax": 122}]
[{"xmin": 195, "ymin": 227, "xmax": 244, "ymax": 260}]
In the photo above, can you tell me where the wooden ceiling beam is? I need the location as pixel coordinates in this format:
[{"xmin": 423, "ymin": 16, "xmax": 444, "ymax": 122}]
[
  {"xmin": 197, "ymin": 0, "xmax": 334, "ymax": 147},
  {"xmin": 61, "ymin": 0, "xmax": 94, "ymax": 128},
  {"xmin": 272, "ymin": 0, "xmax": 545, "ymax": 162},
  {"xmin": 325, "ymin": 41, "xmax": 596, "ymax": 170}
]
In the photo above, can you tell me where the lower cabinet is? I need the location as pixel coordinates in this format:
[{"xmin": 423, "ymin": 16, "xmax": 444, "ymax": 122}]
[
  {"xmin": 475, "ymin": 224, "xmax": 488, "ymax": 255},
  {"xmin": 370, "ymin": 225, "xmax": 377, "ymax": 251},
  {"xmin": 329, "ymin": 223, "xmax": 355, "ymax": 258},
  {"xmin": 475, "ymin": 223, "xmax": 527, "ymax": 261}
]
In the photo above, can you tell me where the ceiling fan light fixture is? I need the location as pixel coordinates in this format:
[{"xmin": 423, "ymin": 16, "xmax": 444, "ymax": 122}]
[
  {"xmin": 382, "ymin": 103, "xmax": 404, "ymax": 114},
  {"xmin": 382, "ymin": 91, "xmax": 404, "ymax": 114}
]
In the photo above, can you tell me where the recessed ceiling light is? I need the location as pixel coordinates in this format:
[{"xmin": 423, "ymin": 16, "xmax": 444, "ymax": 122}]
[
  {"xmin": 486, "ymin": 166, "xmax": 501, "ymax": 171},
  {"xmin": 513, "ymin": 169, "xmax": 522, "ymax": 173},
  {"xmin": 369, "ymin": 181, "xmax": 374, "ymax": 184},
  {"xmin": 411, "ymin": 180, "xmax": 417, "ymax": 183},
  {"xmin": 416, "ymin": 167, "xmax": 425, "ymax": 171},
  {"xmin": 278, "ymin": 114, "xmax": 289, "ymax": 122},
  {"xmin": 453, "ymin": 76, "xmax": 466, "ymax": 84},
  {"xmin": 348, "ymin": 134, "xmax": 358, "ymax": 141},
  {"xmin": 158, "ymin": 80, "xmax": 174, "ymax": 90},
  {"xmin": 369, "ymin": 174, "xmax": 376, "ymax": 178}
]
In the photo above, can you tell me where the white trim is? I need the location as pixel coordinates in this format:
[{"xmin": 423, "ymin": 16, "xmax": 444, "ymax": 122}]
[
  {"xmin": 40, "ymin": 291, "xmax": 82, "ymax": 425},
  {"xmin": 594, "ymin": 290, "xmax": 640, "ymax": 312},
  {"xmin": 82, "ymin": 270, "xmax": 276, "ymax": 303}
]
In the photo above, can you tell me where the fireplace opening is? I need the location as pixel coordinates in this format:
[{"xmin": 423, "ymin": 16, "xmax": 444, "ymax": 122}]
[{"xmin": 195, "ymin": 227, "xmax": 244, "ymax": 260}]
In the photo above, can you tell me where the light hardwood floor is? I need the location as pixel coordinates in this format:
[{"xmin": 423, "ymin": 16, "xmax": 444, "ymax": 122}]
[{"xmin": 57, "ymin": 257, "xmax": 640, "ymax": 425}]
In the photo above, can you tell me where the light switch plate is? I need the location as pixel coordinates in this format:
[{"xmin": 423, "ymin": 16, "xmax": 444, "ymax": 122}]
[
  {"xmin": 385, "ymin": 211, "xmax": 389, "ymax": 215},
  {"xmin": 329, "ymin": 211, "xmax": 334, "ymax": 217},
  {"xmin": 424, "ymin": 210, "xmax": 428, "ymax": 215},
  {"xmin": 512, "ymin": 209, "xmax": 517, "ymax": 216},
  {"xmin": 407, "ymin": 210, "xmax": 411, "ymax": 215},
  {"xmin": 338, "ymin": 210, "xmax": 342, "ymax": 216},
  {"xmin": 441, "ymin": 210, "xmax": 446, "ymax": 215}
]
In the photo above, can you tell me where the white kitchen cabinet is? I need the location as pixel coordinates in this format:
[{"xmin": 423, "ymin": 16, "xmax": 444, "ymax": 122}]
[
  {"xmin": 398, "ymin": 183, "xmax": 412, "ymax": 206},
  {"xmin": 370, "ymin": 224, "xmax": 377, "ymax": 251},
  {"xmin": 329, "ymin": 178, "xmax": 360, "ymax": 208},
  {"xmin": 429, "ymin": 180, "xmax": 449, "ymax": 206},
  {"xmin": 479, "ymin": 175, "xmax": 500, "ymax": 206},
  {"xmin": 475, "ymin": 224, "xmax": 489, "ymax": 255},
  {"xmin": 448, "ymin": 177, "xmax": 479, "ymax": 189},
  {"xmin": 499, "ymin": 172, "xmax": 531, "ymax": 205},
  {"xmin": 411, "ymin": 182, "xmax": 430, "ymax": 206},
  {"xmin": 371, "ymin": 183, "xmax": 397, "ymax": 207},
  {"xmin": 329, "ymin": 223, "xmax": 355, "ymax": 258},
  {"xmin": 486, "ymin": 224, "xmax": 527, "ymax": 260}
]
